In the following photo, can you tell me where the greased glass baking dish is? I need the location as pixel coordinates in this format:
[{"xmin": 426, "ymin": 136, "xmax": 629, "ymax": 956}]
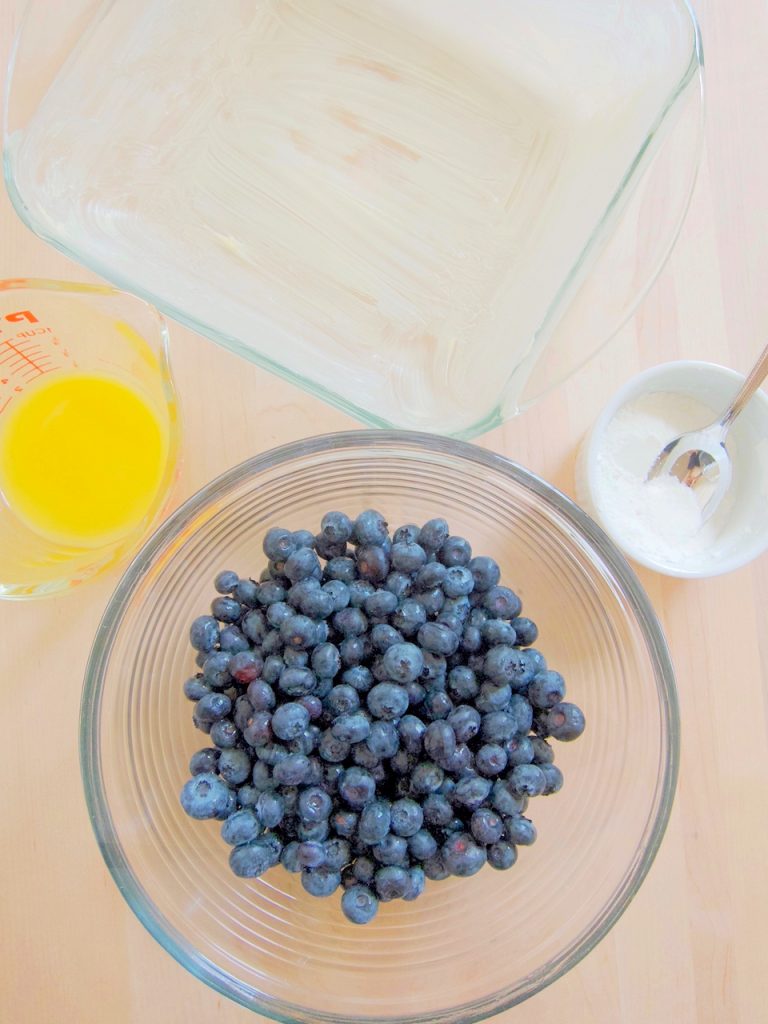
[{"xmin": 4, "ymin": 1, "xmax": 703, "ymax": 436}]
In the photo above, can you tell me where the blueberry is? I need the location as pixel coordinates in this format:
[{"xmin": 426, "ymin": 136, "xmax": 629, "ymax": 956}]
[
  {"xmin": 382, "ymin": 642, "xmax": 424, "ymax": 684},
  {"xmin": 540, "ymin": 763, "xmax": 564, "ymax": 795},
  {"xmin": 340, "ymin": 636, "xmax": 366, "ymax": 666},
  {"xmin": 505, "ymin": 735, "xmax": 534, "ymax": 767},
  {"xmin": 298, "ymin": 786, "xmax": 333, "ymax": 823},
  {"xmin": 447, "ymin": 666, "xmax": 479, "ymax": 701},
  {"xmin": 255, "ymin": 790, "xmax": 284, "ymax": 829},
  {"xmin": 508, "ymin": 616, "xmax": 536, "ymax": 646},
  {"xmin": 390, "ymin": 542, "xmax": 427, "ymax": 574},
  {"xmin": 263, "ymin": 527, "xmax": 296, "ymax": 561},
  {"xmin": 542, "ymin": 702, "xmax": 585, "ymax": 741},
  {"xmin": 420, "ymin": 651, "xmax": 447, "ymax": 682},
  {"xmin": 364, "ymin": 589, "xmax": 399, "ymax": 618},
  {"xmin": 211, "ymin": 596, "xmax": 241, "ymax": 624},
  {"xmin": 324, "ymin": 763, "xmax": 345, "ymax": 793},
  {"xmin": 256, "ymin": 581, "xmax": 286, "ymax": 606},
  {"xmin": 440, "ymin": 594, "xmax": 471, "ymax": 624},
  {"xmin": 290, "ymin": 726, "xmax": 319, "ymax": 755},
  {"xmin": 246, "ymin": 681, "xmax": 275, "ymax": 713},
  {"xmin": 266, "ymin": 601, "xmax": 293, "ymax": 629},
  {"xmin": 280, "ymin": 841, "xmax": 302, "ymax": 873},
  {"xmin": 229, "ymin": 651, "xmax": 264, "ymax": 684},
  {"xmin": 296, "ymin": 839, "xmax": 327, "ymax": 869},
  {"xmin": 342, "ymin": 885, "xmax": 379, "ymax": 924},
  {"xmin": 320, "ymin": 510, "xmax": 353, "ymax": 543},
  {"xmin": 300, "ymin": 588, "xmax": 336, "ymax": 620},
  {"xmin": 237, "ymin": 784, "xmax": 259, "ymax": 808},
  {"xmin": 219, "ymin": 625, "xmax": 250, "ymax": 653},
  {"xmin": 483, "ymin": 586, "xmax": 522, "ymax": 619},
  {"xmin": 375, "ymin": 865, "xmax": 410, "ymax": 901},
  {"xmin": 390, "ymin": 749, "xmax": 416, "ymax": 776},
  {"xmin": 353, "ymin": 509, "xmax": 389, "ymax": 547},
  {"xmin": 509, "ymin": 694, "xmax": 534, "ymax": 734},
  {"xmin": 292, "ymin": 529, "xmax": 316, "ymax": 549},
  {"xmin": 189, "ymin": 615, "xmax": 219, "ymax": 652},
  {"xmin": 393, "ymin": 524, "xmax": 421, "ymax": 545},
  {"xmin": 356, "ymin": 545, "xmax": 390, "ymax": 584},
  {"xmin": 479, "ymin": 711, "xmax": 515, "ymax": 744},
  {"xmin": 343, "ymin": 666, "xmax": 374, "ymax": 692},
  {"xmin": 280, "ymin": 615, "xmax": 316, "ymax": 652},
  {"xmin": 278, "ymin": 667, "xmax": 317, "ymax": 697},
  {"xmin": 418, "ymin": 518, "xmax": 449, "ymax": 552},
  {"xmin": 339, "ymin": 767, "xmax": 376, "ymax": 809},
  {"xmin": 422, "ymin": 793, "xmax": 453, "ymax": 827},
  {"xmin": 284, "ymin": 547, "xmax": 321, "ymax": 583},
  {"xmin": 424, "ymin": 720, "xmax": 457, "ymax": 766},
  {"xmin": 372, "ymin": 833, "xmax": 409, "ymax": 866},
  {"xmin": 267, "ymin": 559, "xmax": 287, "ymax": 580},
  {"xmin": 221, "ymin": 808, "xmax": 263, "ymax": 845},
  {"xmin": 442, "ymin": 834, "xmax": 486, "ymax": 876},
  {"xmin": 528, "ymin": 671, "xmax": 567, "ymax": 710},
  {"xmin": 391, "ymin": 599, "xmax": 427, "ymax": 637},
  {"xmin": 200, "ymin": 652, "xmax": 231, "ymax": 689},
  {"xmin": 318, "ymin": 730, "xmax": 351, "ymax": 763},
  {"xmin": 409, "ymin": 829, "xmax": 438, "ymax": 861},
  {"xmin": 442, "ymin": 566, "xmax": 474, "ymax": 598},
  {"xmin": 322, "ymin": 837, "xmax": 352, "ymax": 872},
  {"xmin": 261, "ymin": 655, "xmax": 284, "ymax": 685},
  {"xmin": 210, "ymin": 719, "xmax": 239, "ymax": 749},
  {"xmin": 447, "ymin": 704, "xmax": 481, "ymax": 743},
  {"xmin": 490, "ymin": 779, "xmax": 527, "ymax": 817},
  {"xmin": 332, "ymin": 810, "xmax": 359, "ymax": 837},
  {"xmin": 273, "ymin": 753, "xmax": 311, "ymax": 785},
  {"xmin": 410, "ymin": 761, "xmax": 444, "ymax": 795},
  {"xmin": 508, "ymin": 764, "xmax": 546, "ymax": 797},
  {"xmin": 323, "ymin": 579, "xmax": 351, "ymax": 611},
  {"xmin": 242, "ymin": 710, "xmax": 272, "ymax": 748},
  {"xmin": 504, "ymin": 814, "xmax": 537, "ymax": 846},
  {"xmin": 326, "ymin": 556, "xmax": 357, "ymax": 583},
  {"xmin": 284, "ymin": 647, "xmax": 309, "ymax": 669},
  {"xmin": 470, "ymin": 807, "xmax": 505, "ymax": 845},
  {"xmin": 332, "ymin": 712, "xmax": 371, "ymax": 743},
  {"xmin": 414, "ymin": 587, "xmax": 446, "ymax": 616},
  {"xmin": 189, "ymin": 747, "xmax": 220, "ymax": 776},
  {"xmin": 482, "ymin": 619, "xmax": 518, "ymax": 647},
  {"xmin": 390, "ymin": 798, "xmax": 424, "ymax": 837},
  {"xmin": 385, "ymin": 571, "xmax": 412, "ymax": 600},
  {"xmin": 417, "ymin": 622, "xmax": 459, "ymax": 656},
  {"xmin": 333, "ymin": 607, "xmax": 368, "ymax": 637},
  {"xmin": 467, "ymin": 556, "xmax": 501, "ymax": 593},
  {"xmin": 358, "ymin": 800, "xmax": 392, "ymax": 844},
  {"xmin": 229, "ymin": 839, "xmax": 276, "ymax": 878},
  {"xmin": 314, "ymin": 532, "xmax": 348, "ymax": 560},
  {"xmin": 195, "ymin": 691, "xmax": 233, "ymax": 724},
  {"xmin": 254, "ymin": 741, "xmax": 289, "ymax": 767},
  {"xmin": 366, "ymin": 720, "xmax": 399, "ymax": 759},
  {"xmin": 403, "ymin": 866, "xmax": 426, "ymax": 901},
  {"xmin": 488, "ymin": 841, "xmax": 518, "ymax": 870},
  {"xmin": 323, "ymin": 685, "xmax": 359, "ymax": 718},
  {"xmin": 422, "ymin": 688, "xmax": 454, "ymax": 720},
  {"xmin": 453, "ymin": 775, "xmax": 492, "ymax": 810},
  {"xmin": 438, "ymin": 536, "xmax": 472, "ymax": 567},
  {"xmin": 214, "ymin": 569, "xmax": 240, "ymax": 594},
  {"xmin": 180, "ymin": 772, "xmax": 231, "ymax": 819},
  {"xmin": 406, "ymin": 681, "xmax": 426, "ymax": 706},
  {"xmin": 475, "ymin": 684, "xmax": 512, "ymax": 715},
  {"xmin": 476, "ymin": 743, "xmax": 508, "ymax": 777},
  {"xmin": 530, "ymin": 736, "xmax": 555, "ymax": 764},
  {"xmin": 398, "ymin": 715, "xmax": 426, "ymax": 754},
  {"xmin": 235, "ymin": 578, "xmax": 259, "ymax": 606},
  {"xmin": 423, "ymin": 853, "xmax": 449, "ymax": 881},
  {"xmin": 184, "ymin": 676, "xmax": 211, "ymax": 701},
  {"xmin": 311, "ymin": 642, "xmax": 341, "ymax": 679},
  {"xmin": 365, "ymin": 681, "xmax": 409, "ymax": 720},
  {"xmin": 446, "ymin": 742, "xmax": 474, "ymax": 775},
  {"xmin": 298, "ymin": 819, "xmax": 330, "ymax": 843},
  {"xmin": 218, "ymin": 748, "xmax": 252, "ymax": 785}
]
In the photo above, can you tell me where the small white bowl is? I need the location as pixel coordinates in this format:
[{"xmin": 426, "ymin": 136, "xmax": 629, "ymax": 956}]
[{"xmin": 576, "ymin": 361, "xmax": 768, "ymax": 578}]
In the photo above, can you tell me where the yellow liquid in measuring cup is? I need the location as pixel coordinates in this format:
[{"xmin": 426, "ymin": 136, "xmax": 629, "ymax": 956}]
[{"xmin": 0, "ymin": 372, "xmax": 168, "ymax": 547}]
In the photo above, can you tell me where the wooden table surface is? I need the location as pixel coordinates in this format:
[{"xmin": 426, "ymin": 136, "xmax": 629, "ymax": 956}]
[{"xmin": 1, "ymin": 2, "xmax": 767, "ymax": 1022}]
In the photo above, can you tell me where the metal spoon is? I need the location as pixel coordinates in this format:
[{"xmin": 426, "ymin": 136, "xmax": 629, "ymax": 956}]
[{"xmin": 646, "ymin": 341, "xmax": 768, "ymax": 521}]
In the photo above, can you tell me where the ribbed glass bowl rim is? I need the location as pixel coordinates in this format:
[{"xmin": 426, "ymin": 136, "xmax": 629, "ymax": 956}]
[{"xmin": 80, "ymin": 429, "xmax": 679, "ymax": 1023}]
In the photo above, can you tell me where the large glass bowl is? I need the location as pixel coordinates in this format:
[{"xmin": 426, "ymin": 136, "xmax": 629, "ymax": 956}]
[{"xmin": 81, "ymin": 431, "xmax": 678, "ymax": 1022}]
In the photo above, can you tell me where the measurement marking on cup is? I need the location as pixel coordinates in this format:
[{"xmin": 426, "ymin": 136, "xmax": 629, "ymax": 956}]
[{"xmin": 0, "ymin": 337, "xmax": 51, "ymax": 380}]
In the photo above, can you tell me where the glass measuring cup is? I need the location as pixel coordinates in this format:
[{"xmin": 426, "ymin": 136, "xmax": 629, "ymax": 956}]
[{"xmin": 0, "ymin": 279, "xmax": 179, "ymax": 599}]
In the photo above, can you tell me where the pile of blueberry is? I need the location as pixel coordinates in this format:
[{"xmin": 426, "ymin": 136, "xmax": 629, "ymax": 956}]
[{"xmin": 180, "ymin": 510, "xmax": 585, "ymax": 924}]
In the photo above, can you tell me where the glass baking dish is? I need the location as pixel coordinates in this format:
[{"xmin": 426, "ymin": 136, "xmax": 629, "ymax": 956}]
[{"xmin": 3, "ymin": 1, "xmax": 703, "ymax": 437}]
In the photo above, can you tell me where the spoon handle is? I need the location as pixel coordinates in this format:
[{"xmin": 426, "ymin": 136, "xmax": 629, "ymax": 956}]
[{"xmin": 720, "ymin": 340, "xmax": 768, "ymax": 429}]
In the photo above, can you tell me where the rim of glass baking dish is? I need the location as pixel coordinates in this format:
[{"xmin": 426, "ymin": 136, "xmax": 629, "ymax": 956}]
[{"xmin": 80, "ymin": 430, "xmax": 679, "ymax": 1024}]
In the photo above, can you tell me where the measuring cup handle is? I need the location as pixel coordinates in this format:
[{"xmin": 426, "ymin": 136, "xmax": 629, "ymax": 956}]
[{"xmin": 720, "ymin": 341, "xmax": 768, "ymax": 430}]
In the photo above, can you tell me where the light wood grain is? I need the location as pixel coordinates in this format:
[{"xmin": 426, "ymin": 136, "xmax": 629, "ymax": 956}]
[{"xmin": 1, "ymin": 2, "xmax": 767, "ymax": 1022}]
